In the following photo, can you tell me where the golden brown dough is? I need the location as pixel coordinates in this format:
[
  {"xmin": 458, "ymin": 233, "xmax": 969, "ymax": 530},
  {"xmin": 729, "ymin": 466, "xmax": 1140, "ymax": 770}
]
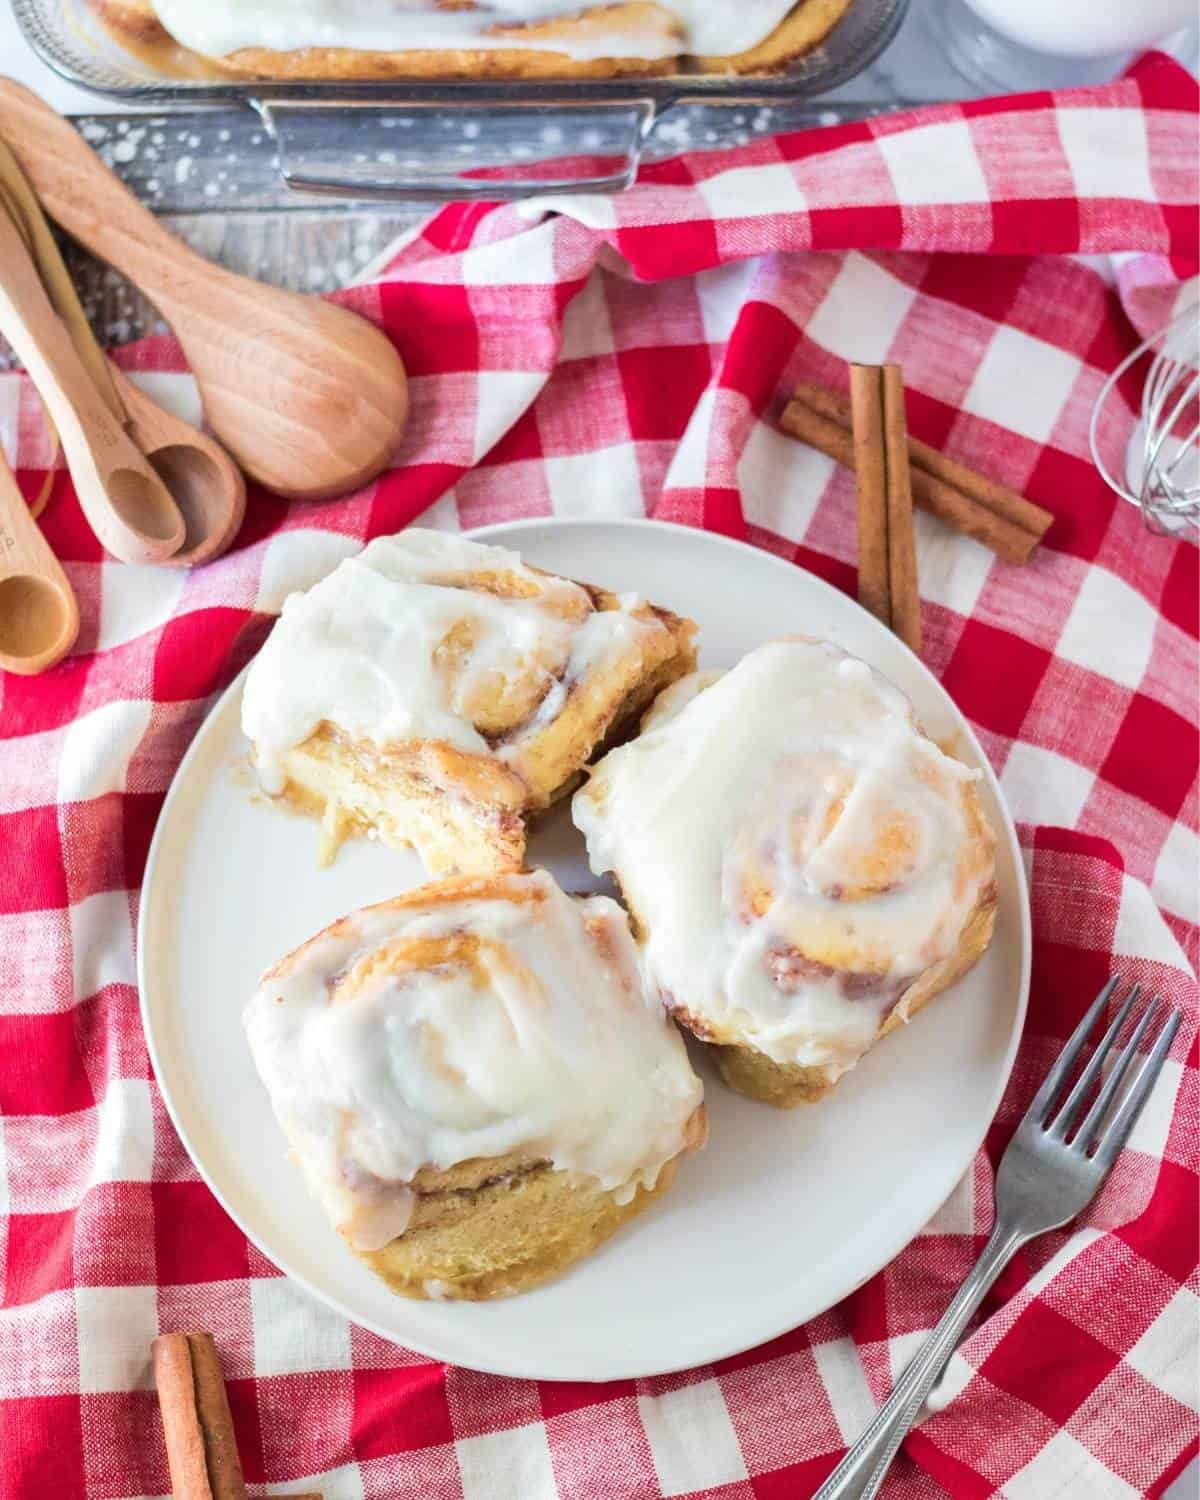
[
  {"xmin": 363, "ymin": 1146, "xmax": 688, "ymax": 1299},
  {"xmin": 221, "ymin": 4, "xmax": 681, "ymax": 80},
  {"xmin": 690, "ymin": 0, "xmax": 854, "ymax": 73},
  {"xmin": 90, "ymin": 0, "xmax": 163, "ymax": 43}
]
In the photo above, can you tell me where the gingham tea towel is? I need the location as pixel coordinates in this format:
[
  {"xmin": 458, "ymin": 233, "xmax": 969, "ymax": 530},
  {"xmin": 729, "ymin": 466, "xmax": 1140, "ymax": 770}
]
[{"xmin": 0, "ymin": 51, "xmax": 1196, "ymax": 1500}]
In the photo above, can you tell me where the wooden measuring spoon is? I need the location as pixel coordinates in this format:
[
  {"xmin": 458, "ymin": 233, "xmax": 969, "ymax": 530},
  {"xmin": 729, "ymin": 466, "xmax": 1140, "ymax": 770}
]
[
  {"xmin": 109, "ymin": 367, "xmax": 247, "ymax": 567},
  {"xmin": 0, "ymin": 451, "xmax": 79, "ymax": 675},
  {"xmin": 0, "ymin": 208, "xmax": 186, "ymax": 565},
  {"xmin": 0, "ymin": 80, "xmax": 409, "ymax": 502},
  {"xmin": 0, "ymin": 135, "xmax": 243, "ymax": 568}
]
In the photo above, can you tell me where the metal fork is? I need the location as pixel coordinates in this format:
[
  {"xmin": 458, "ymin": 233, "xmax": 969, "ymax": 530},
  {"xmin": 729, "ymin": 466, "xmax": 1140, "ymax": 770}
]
[{"xmin": 816, "ymin": 976, "xmax": 1182, "ymax": 1500}]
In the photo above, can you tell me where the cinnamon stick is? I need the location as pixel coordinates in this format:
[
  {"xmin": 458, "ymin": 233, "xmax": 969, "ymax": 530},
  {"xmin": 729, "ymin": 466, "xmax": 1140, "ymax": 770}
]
[
  {"xmin": 152, "ymin": 1332, "xmax": 247, "ymax": 1500},
  {"xmin": 849, "ymin": 364, "xmax": 922, "ymax": 655},
  {"xmin": 881, "ymin": 365, "xmax": 922, "ymax": 656},
  {"xmin": 849, "ymin": 364, "xmax": 891, "ymax": 629},
  {"xmin": 779, "ymin": 382, "xmax": 1052, "ymax": 564}
]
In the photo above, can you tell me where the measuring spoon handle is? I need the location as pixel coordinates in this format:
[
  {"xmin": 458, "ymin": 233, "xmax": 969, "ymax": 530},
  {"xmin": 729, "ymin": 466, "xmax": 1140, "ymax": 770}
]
[{"xmin": 0, "ymin": 208, "xmax": 184, "ymax": 564}]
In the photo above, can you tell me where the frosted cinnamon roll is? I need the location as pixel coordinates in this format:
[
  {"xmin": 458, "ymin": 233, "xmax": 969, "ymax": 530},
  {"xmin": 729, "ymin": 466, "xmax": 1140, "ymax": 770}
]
[
  {"xmin": 87, "ymin": 0, "xmax": 855, "ymax": 81},
  {"xmin": 244, "ymin": 870, "xmax": 706, "ymax": 1299},
  {"xmin": 241, "ymin": 529, "xmax": 695, "ymax": 874},
  {"xmin": 573, "ymin": 640, "xmax": 998, "ymax": 1107}
]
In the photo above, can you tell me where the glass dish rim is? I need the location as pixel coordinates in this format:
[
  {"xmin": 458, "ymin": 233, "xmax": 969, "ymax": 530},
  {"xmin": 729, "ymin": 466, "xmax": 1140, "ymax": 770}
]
[{"xmin": 12, "ymin": 0, "xmax": 912, "ymax": 106}]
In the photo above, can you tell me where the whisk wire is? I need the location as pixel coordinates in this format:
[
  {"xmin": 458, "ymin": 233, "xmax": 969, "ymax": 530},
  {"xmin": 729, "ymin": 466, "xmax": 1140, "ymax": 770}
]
[{"xmin": 1089, "ymin": 300, "xmax": 1200, "ymax": 536}]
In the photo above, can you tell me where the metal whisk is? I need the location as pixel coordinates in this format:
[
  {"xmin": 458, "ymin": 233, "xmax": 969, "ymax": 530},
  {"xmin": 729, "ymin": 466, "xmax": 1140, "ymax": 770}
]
[{"xmin": 1090, "ymin": 300, "xmax": 1199, "ymax": 536}]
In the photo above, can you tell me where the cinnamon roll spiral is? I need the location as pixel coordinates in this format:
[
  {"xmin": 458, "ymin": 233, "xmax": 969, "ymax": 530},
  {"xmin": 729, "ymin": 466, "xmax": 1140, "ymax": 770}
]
[
  {"xmin": 244, "ymin": 869, "xmax": 706, "ymax": 1299},
  {"xmin": 573, "ymin": 640, "xmax": 998, "ymax": 1106},
  {"xmin": 241, "ymin": 529, "xmax": 695, "ymax": 874}
]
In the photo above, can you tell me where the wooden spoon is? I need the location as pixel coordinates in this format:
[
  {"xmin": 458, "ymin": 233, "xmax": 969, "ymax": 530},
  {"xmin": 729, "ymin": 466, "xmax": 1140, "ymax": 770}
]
[
  {"xmin": 0, "ymin": 80, "xmax": 409, "ymax": 502},
  {"xmin": 0, "ymin": 207, "xmax": 186, "ymax": 565},
  {"xmin": 0, "ymin": 449, "xmax": 79, "ymax": 674},
  {"xmin": 109, "ymin": 367, "xmax": 247, "ymax": 567}
]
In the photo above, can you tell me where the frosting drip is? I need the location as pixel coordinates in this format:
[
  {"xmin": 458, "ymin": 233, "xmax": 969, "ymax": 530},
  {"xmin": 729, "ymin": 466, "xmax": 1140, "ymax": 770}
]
[
  {"xmin": 148, "ymin": 0, "xmax": 802, "ymax": 62},
  {"xmin": 573, "ymin": 640, "xmax": 995, "ymax": 1078},
  {"xmin": 244, "ymin": 871, "xmax": 704, "ymax": 1251},
  {"xmin": 241, "ymin": 528, "xmax": 665, "ymax": 785}
]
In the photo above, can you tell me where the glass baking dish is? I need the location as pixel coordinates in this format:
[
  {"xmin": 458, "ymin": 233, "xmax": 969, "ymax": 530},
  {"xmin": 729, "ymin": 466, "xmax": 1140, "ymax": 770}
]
[{"xmin": 13, "ymin": 0, "xmax": 910, "ymax": 197}]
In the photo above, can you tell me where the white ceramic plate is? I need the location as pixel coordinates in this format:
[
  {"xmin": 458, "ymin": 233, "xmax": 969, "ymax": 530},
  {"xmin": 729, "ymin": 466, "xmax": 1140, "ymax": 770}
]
[{"xmin": 139, "ymin": 518, "xmax": 1030, "ymax": 1382}]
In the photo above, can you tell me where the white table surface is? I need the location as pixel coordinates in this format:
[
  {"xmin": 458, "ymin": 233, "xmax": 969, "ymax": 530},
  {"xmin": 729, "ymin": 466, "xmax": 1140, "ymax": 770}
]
[{"xmin": 2, "ymin": 5, "xmax": 1196, "ymax": 1496}]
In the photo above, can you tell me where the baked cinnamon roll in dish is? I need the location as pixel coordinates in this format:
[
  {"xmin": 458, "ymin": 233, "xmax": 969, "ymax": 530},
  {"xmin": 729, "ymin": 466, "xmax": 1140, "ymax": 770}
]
[
  {"xmin": 88, "ymin": 0, "xmax": 855, "ymax": 80},
  {"xmin": 240, "ymin": 529, "xmax": 695, "ymax": 874},
  {"xmin": 573, "ymin": 639, "xmax": 998, "ymax": 1107},
  {"xmin": 244, "ymin": 870, "xmax": 706, "ymax": 1298}
]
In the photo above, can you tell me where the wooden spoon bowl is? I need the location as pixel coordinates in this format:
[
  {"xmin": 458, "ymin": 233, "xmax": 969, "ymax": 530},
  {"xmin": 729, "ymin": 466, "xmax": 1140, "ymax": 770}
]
[
  {"xmin": 107, "ymin": 465, "xmax": 186, "ymax": 543},
  {"xmin": 0, "ymin": 573, "xmax": 74, "ymax": 664},
  {"xmin": 0, "ymin": 453, "xmax": 79, "ymax": 675},
  {"xmin": 110, "ymin": 366, "xmax": 247, "ymax": 566},
  {"xmin": 0, "ymin": 80, "xmax": 409, "ymax": 503}
]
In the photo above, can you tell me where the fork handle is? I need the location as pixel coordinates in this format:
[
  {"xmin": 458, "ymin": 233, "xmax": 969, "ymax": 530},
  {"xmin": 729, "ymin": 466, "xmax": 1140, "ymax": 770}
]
[{"xmin": 815, "ymin": 1219, "xmax": 1028, "ymax": 1500}]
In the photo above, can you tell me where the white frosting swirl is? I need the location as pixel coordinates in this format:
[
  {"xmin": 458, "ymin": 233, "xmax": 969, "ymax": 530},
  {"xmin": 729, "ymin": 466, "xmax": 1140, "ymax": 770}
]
[
  {"xmin": 573, "ymin": 640, "xmax": 995, "ymax": 1079},
  {"xmin": 244, "ymin": 870, "xmax": 704, "ymax": 1251},
  {"xmin": 148, "ymin": 0, "xmax": 802, "ymax": 62},
  {"xmin": 241, "ymin": 528, "xmax": 664, "ymax": 787}
]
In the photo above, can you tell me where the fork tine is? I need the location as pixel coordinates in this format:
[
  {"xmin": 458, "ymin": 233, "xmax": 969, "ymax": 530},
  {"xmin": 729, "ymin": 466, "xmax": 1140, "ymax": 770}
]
[
  {"xmin": 1048, "ymin": 983, "xmax": 1141, "ymax": 1139},
  {"xmin": 1026, "ymin": 975, "xmax": 1120, "ymax": 1126},
  {"xmin": 1073, "ymin": 994, "xmax": 1158, "ymax": 1148},
  {"xmin": 1091, "ymin": 1009, "xmax": 1183, "ymax": 1174}
]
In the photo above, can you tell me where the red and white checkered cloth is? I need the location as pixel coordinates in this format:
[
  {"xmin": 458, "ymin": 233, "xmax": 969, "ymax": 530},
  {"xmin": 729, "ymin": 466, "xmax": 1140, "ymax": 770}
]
[{"xmin": 1, "ymin": 51, "xmax": 1197, "ymax": 1500}]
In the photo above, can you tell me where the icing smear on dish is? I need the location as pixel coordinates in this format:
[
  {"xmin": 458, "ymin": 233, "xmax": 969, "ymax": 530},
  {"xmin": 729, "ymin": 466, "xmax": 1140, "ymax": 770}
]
[
  {"xmin": 148, "ymin": 0, "xmax": 802, "ymax": 62},
  {"xmin": 573, "ymin": 639, "xmax": 996, "ymax": 1078},
  {"xmin": 243, "ymin": 871, "xmax": 704, "ymax": 1251}
]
